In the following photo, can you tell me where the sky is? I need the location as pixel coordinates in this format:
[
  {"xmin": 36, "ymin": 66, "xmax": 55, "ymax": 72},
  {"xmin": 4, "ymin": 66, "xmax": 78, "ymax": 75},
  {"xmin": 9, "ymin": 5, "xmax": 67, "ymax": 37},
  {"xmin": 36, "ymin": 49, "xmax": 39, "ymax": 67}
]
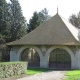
[{"xmin": 6, "ymin": 0, "xmax": 80, "ymax": 23}]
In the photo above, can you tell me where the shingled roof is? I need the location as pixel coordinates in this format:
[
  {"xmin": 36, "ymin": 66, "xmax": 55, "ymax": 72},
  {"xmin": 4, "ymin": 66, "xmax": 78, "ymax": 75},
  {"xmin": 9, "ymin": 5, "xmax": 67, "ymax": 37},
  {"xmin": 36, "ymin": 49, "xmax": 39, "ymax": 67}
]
[{"xmin": 7, "ymin": 13, "xmax": 80, "ymax": 45}]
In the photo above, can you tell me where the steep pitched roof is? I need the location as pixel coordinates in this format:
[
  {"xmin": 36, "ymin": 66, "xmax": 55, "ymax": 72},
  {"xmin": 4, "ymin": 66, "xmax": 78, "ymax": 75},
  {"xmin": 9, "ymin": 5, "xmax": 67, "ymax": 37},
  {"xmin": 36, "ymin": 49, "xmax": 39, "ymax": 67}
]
[{"xmin": 7, "ymin": 13, "xmax": 80, "ymax": 45}]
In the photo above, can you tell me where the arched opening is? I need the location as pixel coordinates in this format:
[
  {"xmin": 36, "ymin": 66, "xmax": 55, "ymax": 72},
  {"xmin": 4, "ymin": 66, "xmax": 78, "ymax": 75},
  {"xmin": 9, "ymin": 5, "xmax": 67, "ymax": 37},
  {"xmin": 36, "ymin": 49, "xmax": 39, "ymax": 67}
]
[
  {"xmin": 49, "ymin": 48, "xmax": 71, "ymax": 69},
  {"xmin": 21, "ymin": 48, "xmax": 40, "ymax": 67}
]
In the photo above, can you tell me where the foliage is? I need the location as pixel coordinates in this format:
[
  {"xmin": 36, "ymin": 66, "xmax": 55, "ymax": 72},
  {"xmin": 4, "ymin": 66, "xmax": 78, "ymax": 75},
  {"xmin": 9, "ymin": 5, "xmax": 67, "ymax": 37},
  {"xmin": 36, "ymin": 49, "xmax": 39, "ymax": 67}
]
[
  {"xmin": 27, "ymin": 8, "xmax": 51, "ymax": 33},
  {"xmin": 39, "ymin": 8, "xmax": 51, "ymax": 23},
  {"xmin": 1, "ymin": 46, "xmax": 10, "ymax": 62},
  {"xmin": 69, "ymin": 12, "xmax": 80, "ymax": 29},
  {"xmin": 0, "ymin": 0, "xmax": 27, "ymax": 42},
  {"xmin": 0, "ymin": 34, "xmax": 5, "ymax": 44},
  {"xmin": 0, "ymin": 62, "xmax": 27, "ymax": 78},
  {"xmin": 0, "ymin": 34, "xmax": 10, "ymax": 62},
  {"xmin": 26, "ymin": 68, "xmax": 49, "ymax": 75},
  {"xmin": 0, "ymin": 34, "xmax": 5, "ymax": 61},
  {"xmin": 27, "ymin": 12, "xmax": 41, "ymax": 33},
  {"xmin": 0, "ymin": 0, "xmax": 10, "ymax": 37},
  {"xmin": 64, "ymin": 70, "xmax": 80, "ymax": 80},
  {"xmin": 6, "ymin": 0, "xmax": 27, "ymax": 42},
  {"xmin": 0, "ymin": 0, "xmax": 27, "ymax": 61}
]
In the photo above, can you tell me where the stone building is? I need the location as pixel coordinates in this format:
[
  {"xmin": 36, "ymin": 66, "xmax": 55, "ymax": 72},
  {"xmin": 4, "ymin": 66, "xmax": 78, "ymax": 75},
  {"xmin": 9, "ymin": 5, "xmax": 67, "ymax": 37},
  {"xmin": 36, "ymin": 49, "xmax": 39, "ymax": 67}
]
[{"xmin": 7, "ymin": 13, "xmax": 80, "ymax": 69}]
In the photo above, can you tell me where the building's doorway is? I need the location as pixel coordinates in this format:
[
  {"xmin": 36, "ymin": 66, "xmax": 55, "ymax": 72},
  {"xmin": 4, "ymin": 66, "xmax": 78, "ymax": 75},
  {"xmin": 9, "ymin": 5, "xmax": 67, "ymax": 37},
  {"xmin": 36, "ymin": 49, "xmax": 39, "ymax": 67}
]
[
  {"xmin": 21, "ymin": 48, "xmax": 40, "ymax": 67},
  {"xmin": 49, "ymin": 48, "xmax": 71, "ymax": 69}
]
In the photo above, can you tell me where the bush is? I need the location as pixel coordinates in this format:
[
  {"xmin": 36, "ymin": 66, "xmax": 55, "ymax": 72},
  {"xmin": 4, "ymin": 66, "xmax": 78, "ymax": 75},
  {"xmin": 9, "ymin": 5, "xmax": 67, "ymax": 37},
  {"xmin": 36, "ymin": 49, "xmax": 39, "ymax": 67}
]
[{"xmin": 0, "ymin": 62, "xmax": 28, "ymax": 78}]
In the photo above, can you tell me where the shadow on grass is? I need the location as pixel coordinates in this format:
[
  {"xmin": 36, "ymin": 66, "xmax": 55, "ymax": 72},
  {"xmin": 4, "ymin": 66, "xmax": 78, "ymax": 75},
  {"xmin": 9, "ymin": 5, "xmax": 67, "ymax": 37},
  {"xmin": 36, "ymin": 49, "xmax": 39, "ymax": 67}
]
[{"xmin": 27, "ymin": 67, "xmax": 72, "ymax": 75}]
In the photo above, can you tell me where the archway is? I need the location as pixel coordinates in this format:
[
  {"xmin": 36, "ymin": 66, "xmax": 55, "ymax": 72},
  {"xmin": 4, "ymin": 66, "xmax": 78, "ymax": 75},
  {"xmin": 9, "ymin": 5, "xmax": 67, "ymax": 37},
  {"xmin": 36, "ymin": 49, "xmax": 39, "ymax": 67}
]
[
  {"xmin": 21, "ymin": 48, "xmax": 40, "ymax": 67},
  {"xmin": 49, "ymin": 48, "xmax": 71, "ymax": 69},
  {"xmin": 17, "ymin": 46, "xmax": 43, "ymax": 68}
]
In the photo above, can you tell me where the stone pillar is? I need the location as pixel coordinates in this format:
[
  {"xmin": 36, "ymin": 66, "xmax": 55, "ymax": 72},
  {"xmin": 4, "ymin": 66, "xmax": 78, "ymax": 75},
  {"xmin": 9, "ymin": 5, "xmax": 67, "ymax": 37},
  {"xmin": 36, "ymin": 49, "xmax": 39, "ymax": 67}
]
[
  {"xmin": 40, "ymin": 57, "xmax": 48, "ymax": 68},
  {"xmin": 10, "ymin": 50, "xmax": 20, "ymax": 61},
  {"xmin": 40, "ymin": 46, "xmax": 48, "ymax": 68},
  {"xmin": 71, "ymin": 56, "xmax": 76, "ymax": 69},
  {"xmin": 75, "ymin": 49, "xmax": 80, "ymax": 69},
  {"xmin": 10, "ymin": 50, "xmax": 17, "ymax": 61},
  {"xmin": 10, "ymin": 46, "xmax": 21, "ymax": 61}
]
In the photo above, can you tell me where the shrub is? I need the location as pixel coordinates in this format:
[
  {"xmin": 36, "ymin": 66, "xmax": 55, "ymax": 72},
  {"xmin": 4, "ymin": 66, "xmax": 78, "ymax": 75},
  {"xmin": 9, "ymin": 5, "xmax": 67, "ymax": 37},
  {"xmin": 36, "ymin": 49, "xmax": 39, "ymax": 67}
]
[{"xmin": 0, "ymin": 62, "xmax": 28, "ymax": 78}]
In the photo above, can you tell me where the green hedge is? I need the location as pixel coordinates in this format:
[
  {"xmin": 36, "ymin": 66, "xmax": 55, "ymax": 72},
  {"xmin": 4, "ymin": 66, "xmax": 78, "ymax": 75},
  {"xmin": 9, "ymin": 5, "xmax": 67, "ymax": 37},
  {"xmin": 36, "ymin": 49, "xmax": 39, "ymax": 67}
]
[{"xmin": 0, "ymin": 62, "xmax": 28, "ymax": 78}]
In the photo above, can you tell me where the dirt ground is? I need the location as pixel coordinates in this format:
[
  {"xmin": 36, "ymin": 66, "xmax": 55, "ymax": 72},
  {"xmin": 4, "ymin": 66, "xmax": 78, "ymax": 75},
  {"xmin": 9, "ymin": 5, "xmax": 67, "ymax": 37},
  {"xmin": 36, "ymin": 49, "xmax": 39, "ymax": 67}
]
[
  {"xmin": 17, "ymin": 70, "xmax": 66, "ymax": 80},
  {"xmin": 0, "ymin": 70, "xmax": 67, "ymax": 80},
  {"xmin": 0, "ymin": 74, "xmax": 31, "ymax": 80}
]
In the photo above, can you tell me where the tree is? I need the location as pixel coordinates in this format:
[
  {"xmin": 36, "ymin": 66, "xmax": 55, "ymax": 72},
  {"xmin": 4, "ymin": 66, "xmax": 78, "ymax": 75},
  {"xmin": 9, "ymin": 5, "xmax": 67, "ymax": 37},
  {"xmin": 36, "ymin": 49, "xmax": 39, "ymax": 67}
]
[
  {"xmin": 27, "ymin": 12, "xmax": 41, "ymax": 33},
  {"xmin": 0, "ymin": 34, "xmax": 5, "ymax": 44},
  {"xmin": 0, "ymin": 0, "xmax": 10, "ymax": 39},
  {"xmin": 39, "ymin": 8, "xmax": 51, "ymax": 23},
  {"xmin": 27, "ymin": 8, "xmax": 51, "ymax": 33},
  {"xmin": 0, "ymin": 34, "xmax": 9, "ymax": 62},
  {"xmin": 69, "ymin": 12, "xmax": 80, "ymax": 29},
  {"xmin": 7, "ymin": 0, "xmax": 27, "ymax": 42}
]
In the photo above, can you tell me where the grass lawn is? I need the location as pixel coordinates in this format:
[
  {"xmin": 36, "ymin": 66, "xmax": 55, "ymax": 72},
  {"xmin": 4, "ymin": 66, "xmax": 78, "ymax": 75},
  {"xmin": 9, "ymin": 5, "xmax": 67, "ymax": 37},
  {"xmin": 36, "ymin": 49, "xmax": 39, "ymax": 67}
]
[
  {"xmin": 26, "ymin": 68, "xmax": 49, "ymax": 75},
  {"xmin": 64, "ymin": 70, "xmax": 80, "ymax": 80}
]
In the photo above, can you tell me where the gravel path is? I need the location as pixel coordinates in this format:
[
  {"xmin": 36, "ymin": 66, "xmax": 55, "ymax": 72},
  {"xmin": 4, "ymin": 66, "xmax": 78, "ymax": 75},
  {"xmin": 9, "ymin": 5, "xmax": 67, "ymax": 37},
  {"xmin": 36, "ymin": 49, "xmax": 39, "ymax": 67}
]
[{"xmin": 17, "ymin": 70, "xmax": 66, "ymax": 80}]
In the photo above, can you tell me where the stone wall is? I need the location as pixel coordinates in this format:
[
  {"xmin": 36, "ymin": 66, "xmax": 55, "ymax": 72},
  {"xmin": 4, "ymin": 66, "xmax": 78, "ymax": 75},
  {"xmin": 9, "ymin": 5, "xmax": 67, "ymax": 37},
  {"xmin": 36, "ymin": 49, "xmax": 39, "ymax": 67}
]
[
  {"xmin": 67, "ymin": 46, "xmax": 76, "ymax": 55},
  {"xmin": 10, "ymin": 45, "xmax": 79, "ymax": 69}
]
